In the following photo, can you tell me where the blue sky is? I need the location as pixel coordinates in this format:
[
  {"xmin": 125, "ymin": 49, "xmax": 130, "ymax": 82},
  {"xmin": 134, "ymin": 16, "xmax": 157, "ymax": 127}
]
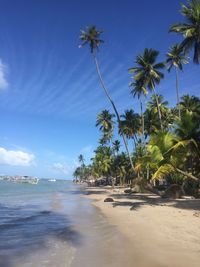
[{"xmin": 0, "ymin": 0, "xmax": 199, "ymax": 179}]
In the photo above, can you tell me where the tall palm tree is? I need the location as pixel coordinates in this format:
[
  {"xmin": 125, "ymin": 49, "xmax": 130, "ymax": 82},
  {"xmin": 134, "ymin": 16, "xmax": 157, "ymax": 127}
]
[
  {"xmin": 129, "ymin": 79, "xmax": 148, "ymax": 139},
  {"xmin": 79, "ymin": 25, "xmax": 135, "ymax": 171},
  {"xmin": 170, "ymin": 0, "xmax": 200, "ymax": 64},
  {"xmin": 129, "ymin": 48, "xmax": 165, "ymax": 128},
  {"xmin": 166, "ymin": 44, "xmax": 189, "ymax": 118}
]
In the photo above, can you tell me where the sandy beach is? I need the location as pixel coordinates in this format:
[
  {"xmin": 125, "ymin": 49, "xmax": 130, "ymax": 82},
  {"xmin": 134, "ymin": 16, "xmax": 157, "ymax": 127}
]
[{"xmin": 84, "ymin": 187, "xmax": 200, "ymax": 267}]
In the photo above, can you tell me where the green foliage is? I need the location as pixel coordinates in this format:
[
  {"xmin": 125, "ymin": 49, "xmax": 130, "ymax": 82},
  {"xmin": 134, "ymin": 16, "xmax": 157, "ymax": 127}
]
[
  {"xmin": 119, "ymin": 109, "xmax": 141, "ymax": 140},
  {"xmin": 79, "ymin": 26, "xmax": 104, "ymax": 53},
  {"xmin": 170, "ymin": 0, "xmax": 200, "ymax": 64},
  {"xmin": 166, "ymin": 44, "xmax": 189, "ymax": 71},
  {"xmin": 77, "ymin": 11, "xmax": 200, "ymax": 188}
]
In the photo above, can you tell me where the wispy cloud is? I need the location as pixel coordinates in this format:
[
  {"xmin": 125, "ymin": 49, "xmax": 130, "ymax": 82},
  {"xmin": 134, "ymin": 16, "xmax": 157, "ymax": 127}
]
[
  {"xmin": 0, "ymin": 147, "xmax": 35, "ymax": 166},
  {"xmin": 0, "ymin": 59, "xmax": 8, "ymax": 90}
]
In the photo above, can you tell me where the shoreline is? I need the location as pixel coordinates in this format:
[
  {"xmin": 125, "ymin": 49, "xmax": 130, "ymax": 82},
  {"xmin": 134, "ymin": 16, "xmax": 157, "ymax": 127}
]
[{"xmin": 84, "ymin": 186, "xmax": 200, "ymax": 267}]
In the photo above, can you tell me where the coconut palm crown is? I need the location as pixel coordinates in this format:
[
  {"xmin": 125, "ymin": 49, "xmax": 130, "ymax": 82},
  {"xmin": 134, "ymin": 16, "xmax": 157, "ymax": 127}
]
[
  {"xmin": 166, "ymin": 44, "xmax": 189, "ymax": 71},
  {"xmin": 170, "ymin": 0, "xmax": 200, "ymax": 64},
  {"xmin": 129, "ymin": 48, "xmax": 165, "ymax": 128},
  {"xmin": 79, "ymin": 26, "xmax": 104, "ymax": 53},
  {"xmin": 129, "ymin": 48, "xmax": 165, "ymax": 90}
]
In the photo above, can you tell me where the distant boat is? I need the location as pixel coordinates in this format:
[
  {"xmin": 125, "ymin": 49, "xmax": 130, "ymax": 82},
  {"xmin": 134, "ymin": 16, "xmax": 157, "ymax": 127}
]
[
  {"xmin": 48, "ymin": 179, "xmax": 56, "ymax": 182},
  {"xmin": 16, "ymin": 177, "xmax": 39, "ymax": 185}
]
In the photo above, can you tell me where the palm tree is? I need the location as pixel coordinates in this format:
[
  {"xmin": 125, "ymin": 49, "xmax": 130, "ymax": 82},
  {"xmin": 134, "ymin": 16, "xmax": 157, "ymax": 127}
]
[
  {"xmin": 129, "ymin": 48, "xmax": 165, "ymax": 128},
  {"xmin": 92, "ymin": 145, "xmax": 113, "ymax": 180},
  {"xmin": 119, "ymin": 109, "xmax": 140, "ymax": 149},
  {"xmin": 179, "ymin": 94, "xmax": 200, "ymax": 118},
  {"xmin": 146, "ymin": 131, "xmax": 199, "ymax": 182},
  {"xmin": 170, "ymin": 0, "xmax": 200, "ymax": 64},
  {"xmin": 129, "ymin": 79, "xmax": 148, "ymax": 139},
  {"xmin": 166, "ymin": 44, "xmax": 189, "ymax": 118},
  {"xmin": 112, "ymin": 140, "xmax": 120, "ymax": 155},
  {"xmin": 113, "ymin": 152, "xmax": 131, "ymax": 186},
  {"xmin": 79, "ymin": 25, "xmax": 135, "ymax": 171},
  {"xmin": 147, "ymin": 95, "xmax": 174, "ymax": 131},
  {"xmin": 78, "ymin": 154, "xmax": 85, "ymax": 166},
  {"xmin": 96, "ymin": 110, "xmax": 115, "ymax": 133}
]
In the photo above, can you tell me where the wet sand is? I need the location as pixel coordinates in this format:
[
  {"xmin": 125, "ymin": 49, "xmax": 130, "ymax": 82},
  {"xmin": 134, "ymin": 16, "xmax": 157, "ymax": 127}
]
[{"xmin": 84, "ymin": 187, "xmax": 200, "ymax": 267}]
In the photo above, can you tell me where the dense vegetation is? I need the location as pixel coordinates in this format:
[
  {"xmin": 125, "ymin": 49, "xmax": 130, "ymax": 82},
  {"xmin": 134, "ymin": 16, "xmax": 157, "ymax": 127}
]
[{"xmin": 74, "ymin": 0, "xmax": 200, "ymax": 196}]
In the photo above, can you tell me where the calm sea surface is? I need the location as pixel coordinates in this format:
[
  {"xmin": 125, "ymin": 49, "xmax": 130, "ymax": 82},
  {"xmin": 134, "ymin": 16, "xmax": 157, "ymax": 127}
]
[{"xmin": 0, "ymin": 180, "xmax": 133, "ymax": 267}]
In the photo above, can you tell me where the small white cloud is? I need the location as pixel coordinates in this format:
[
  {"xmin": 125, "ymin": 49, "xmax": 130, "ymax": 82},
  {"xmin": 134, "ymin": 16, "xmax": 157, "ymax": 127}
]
[
  {"xmin": 0, "ymin": 59, "xmax": 8, "ymax": 90},
  {"xmin": 52, "ymin": 162, "xmax": 72, "ymax": 175},
  {"xmin": 0, "ymin": 147, "xmax": 35, "ymax": 166}
]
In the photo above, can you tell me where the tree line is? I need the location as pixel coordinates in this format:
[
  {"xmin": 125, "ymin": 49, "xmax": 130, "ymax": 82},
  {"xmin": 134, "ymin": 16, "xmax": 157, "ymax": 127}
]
[{"xmin": 74, "ymin": 0, "xmax": 200, "ymax": 195}]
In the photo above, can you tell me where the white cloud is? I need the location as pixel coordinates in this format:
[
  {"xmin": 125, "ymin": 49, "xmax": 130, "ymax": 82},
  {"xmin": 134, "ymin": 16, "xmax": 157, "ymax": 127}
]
[
  {"xmin": 51, "ymin": 162, "xmax": 72, "ymax": 175},
  {"xmin": 0, "ymin": 60, "xmax": 8, "ymax": 90},
  {"xmin": 0, "ymin": 147, "xmax": 35, "ymax": 166}
]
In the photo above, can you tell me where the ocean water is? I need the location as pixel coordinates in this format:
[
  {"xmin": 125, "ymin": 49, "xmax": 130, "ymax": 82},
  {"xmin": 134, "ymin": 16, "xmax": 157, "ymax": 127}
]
[{"xmin": 0, "ymin": 180, "xmax": 133, "ymax": 267}]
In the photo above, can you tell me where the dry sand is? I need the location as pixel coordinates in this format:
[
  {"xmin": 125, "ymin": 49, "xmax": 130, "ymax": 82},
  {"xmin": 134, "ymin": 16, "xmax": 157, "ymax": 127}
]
[{"xmin": 84, "ymin": 187, "xmax": 200, "ymax": 267}]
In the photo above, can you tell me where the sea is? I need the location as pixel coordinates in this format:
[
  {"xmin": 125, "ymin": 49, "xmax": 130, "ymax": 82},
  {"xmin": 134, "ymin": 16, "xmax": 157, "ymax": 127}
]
[{"xmin": 0, "ymin": 180, "xmax": 132, "ymax": 267}]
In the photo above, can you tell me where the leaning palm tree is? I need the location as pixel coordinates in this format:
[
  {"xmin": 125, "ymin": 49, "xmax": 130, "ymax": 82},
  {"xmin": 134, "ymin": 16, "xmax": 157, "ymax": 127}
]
[
  {"xmin": 129, "ymin": 48, "xmax": 165, "ymax": 128},
  {"xmin": 166, "ymin": 44, "xmax": 189, "ymax": 118},
  {"xmin": 79, "ymin": 26, "xmax": 134, "ymax": 170},
  {"xmin": 170, "ymin": 0, "xmax": 200, "ymax": 64}
]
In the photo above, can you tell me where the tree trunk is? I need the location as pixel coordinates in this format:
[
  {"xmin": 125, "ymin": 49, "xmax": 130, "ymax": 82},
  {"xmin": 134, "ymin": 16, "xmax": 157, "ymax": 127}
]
[
  {"xmin": 175, "ymin": 167, "xmax": 199, "ymax": 182},
  {"xmin": 152, "ymin": 88, "xmax": 162, "ymax": 129},
  {"xmin": 140, "ymin": 97, "xmax": 144, "ymax": 137},
  {"xmin": 133, "ymin": 135, "xmax": 137, "ymax": 151},
  {"xmin": 146, "ymin": 164, "xmax": 150, "ymax": 181},
  {"xmin": 175, "ymin": 67, "xmax": 181, "ymax": 119},
  {"xmin": 93, "ymin": 54, "xmax": 135, "ymax": 171},
  {"xmin": 139, "ymin": 96, "xmax": 145, "ymax": 145}
]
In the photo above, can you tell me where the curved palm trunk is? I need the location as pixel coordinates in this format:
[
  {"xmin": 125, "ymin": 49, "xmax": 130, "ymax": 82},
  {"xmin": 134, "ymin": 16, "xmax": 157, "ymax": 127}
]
[
  {"xmin": 175, "ymin": 67, "xmax": 181, "ymax": 119},
  {"xmin": 152, "ymin": 88, "xmax": 163, "ymax": 129},
  {"xmin": 93, "ymin": 54, "xmax": 135, "ymax": 172}
]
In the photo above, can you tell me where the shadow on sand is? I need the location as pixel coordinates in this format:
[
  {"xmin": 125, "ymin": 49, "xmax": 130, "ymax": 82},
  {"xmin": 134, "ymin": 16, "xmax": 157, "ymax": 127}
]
[{"xmin": 110, "ymin": 193, "xmax": 200, "ymax": 212}]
